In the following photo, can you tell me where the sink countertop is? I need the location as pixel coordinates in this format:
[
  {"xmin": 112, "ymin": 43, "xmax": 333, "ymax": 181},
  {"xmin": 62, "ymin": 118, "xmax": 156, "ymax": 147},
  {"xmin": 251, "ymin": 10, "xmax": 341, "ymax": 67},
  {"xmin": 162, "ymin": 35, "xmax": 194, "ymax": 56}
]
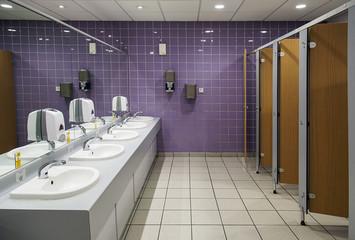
[{"xmin": 0, "ymin": 118, "xmax": 161, "ymax": 212}]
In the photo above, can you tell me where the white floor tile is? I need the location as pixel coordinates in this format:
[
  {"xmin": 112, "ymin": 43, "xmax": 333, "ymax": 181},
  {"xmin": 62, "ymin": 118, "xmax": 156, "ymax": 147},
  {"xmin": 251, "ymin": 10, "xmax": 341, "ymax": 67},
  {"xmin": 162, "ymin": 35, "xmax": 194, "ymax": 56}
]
[
  {"xmin": 146, "ymin": 180, "xmax": 169, "ymax": 189},
  {"xmin": 324, "ymin": 226, "xmax": 348, "ymax": 240},
  {"xmin": 149, "ymin": 172, "xmax": 170, "ymax": 180},
  {"xmin": 141, "ymin": 188, "xmax": 167, "ymax": 199},
  {"xmin": 192, "ymin": 225, "xmax": 226, "ymax": 240},
  {"xmin": 131, "ymin": 210, "xmax": 163, "ymax": 224},
  {"xmin": 166, "ymin": 188, "xmax": 190, "ymax": 198},
  {"xmin": 234, "ymin": 180, "xmax": 259, "ymax": 189},
  {"xmin": 224, "ymin": 226, "xmax": 261, "ymax": 240},
  {"xmin": 243, "ymin": 199, "xmax": 275, "ymax": 210},
  {"xmin": 162, "ymin": 210, "xmax": 191, "ymax": 224},
  {"xmin": 152, "ymin": 166, "xmax": 171, "ymax": 173},
  {"xmin": 138, "ymin": 199, "xmax": 165, "ymax": 210},
  {"xmin": 159, "ymin": 225, "xmax": 192, "ymax": 240},
  {"xmin": 170, "ymin": 167, "xmax": 190, "ymax": 173},
  {"xmin": 190, "ymin": 173, "xmax": 210, "ymax": 181},
  {"xmin": 191, "ymin": 180, "xmax": 212, "ymax": 189},
  {"xmin": 257, "ymin": 226, "xmax": 297, "ymax": 240},
  {"xmin": 262, "ymin": 189, "xmax": 293, "ymax": 199},
  {"xmin": 278, "ymin": 211, "xmax": 319, "ymax": 226},
  {"xmin": 310, "ymin": 212, "xmax": 349, "ymax": 226},
  {"xmin": 290, "ymin": 225, "xmax": 335, "ymax": 240},
  {"xmin": 249, "ymin": 211, "xmax": 285, "ymax": 225},
  {"xmin": 208, "ymin": 167, "xmax": 228, "ymax": 173},
  {"xmin": 190, "ymin": 157, "xmax": 206, "ymax": 161},
  {"xmin": 192, "ymin": 210, "xmax": 222, "ymax": 224},
  {"xmin": 230, "ymin": 173, "xmax": 253, "ymax": 181},
  {"xmin": 191, "ymin": 199, "xmax": 218, "ymax": 210},
  {"xmin": 220, "ymin": 211, "xmax": 253, "ymax": 225},
  {"xmin": 125, "ymin": 225, "xmax": 160, "ymax": 240},
  {"xmin": 214, "ymin": 188, "xmax": 240, "ymax": 199},
  {"xmin": 255, "ymin": 180, "xmax": 274, "ymax": 189},
  {"xmin": 210, "ymin": 173, "xmax": 232, "ymax": 181},
  {"xmin": 190, "ymin": 162, "xmax": 207, "ymax": 167},
  {"xmin": 164, "ymin": 199, "xmax": 190, "ymax": 210},
  {"xmin": 172, "ymin": 161, "xmax": 189, "ymax": 167},
  {"xmin": 238, "ymin": 188, "xmax": 266, "ymax": 199},
  {"xmin": 269, "ymin": 198, "xmax": 300, "ymax": 211},
  {"xmin": 191, "ymin": 188, "xmax": 215, "ymax": 199},
  {"xmin": 169, "ymin": 173, "xmax": 190, "ymax": 180},
  {"xmin": 217, "ymin": 198, "xmax": 246, "ymax": 210},
  {"xmin": 212, "ymin": 180, "xmax": 235, "ymax": 189},
  {"xmin": 250, "ymin": 173, "xmax": 272, "ymax": 181},
  {"xmin": 190, "ymin": 167, "xmax": 209, "ymax": 173},
  {"xmin": 168, "ymin": 180, "xmax": 190, "ymax": 189}
]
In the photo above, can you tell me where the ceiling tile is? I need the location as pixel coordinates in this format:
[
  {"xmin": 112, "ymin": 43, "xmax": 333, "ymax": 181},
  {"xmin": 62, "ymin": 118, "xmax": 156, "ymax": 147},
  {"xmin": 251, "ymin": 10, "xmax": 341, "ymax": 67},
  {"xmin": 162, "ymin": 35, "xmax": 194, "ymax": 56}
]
[
  {"xmin": 200, "ymin": 0, "xmax": 243, "ymax": 12},
  {"xmin": 117, "ymin": 0, "xmax": 160, "ymax": 12},
  {"xmin": 232, "ymin": 12, "xmax": 273, "ymax": 21},
  {"xmin": 233, "ymin": 0, "xmax": 286, "ymax": 21},
  {"xmin": 298, "ymin": 0, "xmax": 349, "ymax": 21},
  {"xmin": 199, "ymin": 12, "xmax": 235, "ymax": 21},
  {"xmin": 160, "ymin": 1, "xmax": 199, "ymax": 12},
  {"xmin": 265, "ymin": 0, "xmax": 330, "ymax": 21},
  {"xmin": 31, "ymin": 0, "xmax": 84, "ymax": 11},
  {"xmin": 75, "ymin": 0, "xmax": 131, "ymax": 20},
  {"xmin": 164, "ymin": 12, "xmax": 198, "ymax": 21},
  {"xmin": 128, "ymin": 11, "xmax": 164, "ymax": 21},
  {"xmin": 57, "ymin": 10, "xmax": 99, "ymax": 20}
]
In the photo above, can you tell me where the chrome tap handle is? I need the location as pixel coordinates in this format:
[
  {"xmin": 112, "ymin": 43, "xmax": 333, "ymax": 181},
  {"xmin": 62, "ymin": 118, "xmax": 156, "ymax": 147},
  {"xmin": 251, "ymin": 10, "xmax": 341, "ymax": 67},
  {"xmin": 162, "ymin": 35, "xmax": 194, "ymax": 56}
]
[{"xmin": 38, "ymin": 160, "xmax": 66, "ymax": 179}]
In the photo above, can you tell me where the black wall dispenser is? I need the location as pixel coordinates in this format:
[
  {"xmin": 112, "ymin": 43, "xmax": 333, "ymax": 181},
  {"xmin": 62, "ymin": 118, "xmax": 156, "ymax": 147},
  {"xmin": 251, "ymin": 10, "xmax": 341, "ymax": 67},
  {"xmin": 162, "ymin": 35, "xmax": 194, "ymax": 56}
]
[
  {"xmin": 165, "ymin": 70, "xmax": 175, "ymax": 92},
  {"xmin": 79, "ymin": 69, "xmax": 90, "ymax": 91}
]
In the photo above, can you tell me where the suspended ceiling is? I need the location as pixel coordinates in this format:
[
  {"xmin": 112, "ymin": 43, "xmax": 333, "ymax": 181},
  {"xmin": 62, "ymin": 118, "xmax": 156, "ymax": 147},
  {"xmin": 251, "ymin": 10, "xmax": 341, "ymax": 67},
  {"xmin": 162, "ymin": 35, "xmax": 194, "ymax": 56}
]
[{"xmin": 0, "ymin": 0, "xmax": 350, "ymax": 21}]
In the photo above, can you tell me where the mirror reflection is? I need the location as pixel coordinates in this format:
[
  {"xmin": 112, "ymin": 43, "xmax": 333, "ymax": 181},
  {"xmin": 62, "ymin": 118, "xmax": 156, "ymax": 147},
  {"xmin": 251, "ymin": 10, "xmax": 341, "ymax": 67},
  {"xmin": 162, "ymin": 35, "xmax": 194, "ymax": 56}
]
[{"xmin": 0, "ymin": 0, "xmax": 129, "ymax": 176}]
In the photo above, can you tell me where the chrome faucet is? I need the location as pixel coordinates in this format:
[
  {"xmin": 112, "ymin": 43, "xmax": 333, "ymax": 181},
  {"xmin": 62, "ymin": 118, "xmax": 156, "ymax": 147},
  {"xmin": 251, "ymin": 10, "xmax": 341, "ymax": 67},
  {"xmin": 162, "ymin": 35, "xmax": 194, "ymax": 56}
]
[
  {"xmin": 96, "ymin": 116, "xmax": 106, "ymax": 125},
  {"xmin": 133, "ymin": 111, "xmax": 142, "ymax": 118},
  {"xmin": 38, "ymin": 160, "xmax": 66, "ymax": 179},
  {"xmin": 123, "ymin": 117, "xmax": 131, "ymax": 125},
  {"xmin": 47, "ymin": 141, "xmax": 55, "ymax": 150},
  {"xmin": 109, "ymin": 111, "xmax": 117, "ymax": 118},
  {"xmin": 83, "ymin": 136, "xmax": 102, "ymax": 151},
  {"xmin": 107, "ymin": 122, "xmax": 122, "ymax": 134},
  {"xmin": 72, "ymin": 124, "xmax": 86, "ymax": 134}
]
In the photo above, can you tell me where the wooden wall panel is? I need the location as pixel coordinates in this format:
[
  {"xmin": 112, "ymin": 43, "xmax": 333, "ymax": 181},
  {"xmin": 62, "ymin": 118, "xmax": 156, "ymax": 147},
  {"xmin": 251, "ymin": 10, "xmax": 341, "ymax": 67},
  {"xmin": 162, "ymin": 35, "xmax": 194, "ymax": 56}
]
[
  {"xmin": 260, "ymin": 48, "xmax": 273, "ymax": 166},
  {"xmin": 0, "ymin": 50, "xmax": 17, "ymax": 154},
  {"xmin": 309, "ymin": 23, "xmax": 348, "ymax": 218},
  {"xmin": 279, "ymin": 39, "xmax": 299, "ymax": 184}
]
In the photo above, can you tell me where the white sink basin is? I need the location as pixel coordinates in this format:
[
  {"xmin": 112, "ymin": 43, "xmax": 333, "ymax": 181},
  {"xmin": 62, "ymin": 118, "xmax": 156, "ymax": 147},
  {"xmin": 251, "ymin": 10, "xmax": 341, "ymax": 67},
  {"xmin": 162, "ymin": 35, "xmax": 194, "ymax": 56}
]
[
  {"xmin": 129, "ymin": 116, "xmax": 154, "ymax": 122},
  {"xmin": 10, "ymin": 166, "xmax": 99, "ymax": 199},
  {"xmin": 102, "ymin": 130, "xmax": 139, "ymax": 141},
  {"xmin": 115, "ymin": 122, "xmax": 148, "ymax": 130},
  {"xmin": 69, "ymin": 144, "xmax": 124, "ymax": 161},
  {"xmin": 6, "ymin": 142, "xmax": 64, "ymax": 162}
]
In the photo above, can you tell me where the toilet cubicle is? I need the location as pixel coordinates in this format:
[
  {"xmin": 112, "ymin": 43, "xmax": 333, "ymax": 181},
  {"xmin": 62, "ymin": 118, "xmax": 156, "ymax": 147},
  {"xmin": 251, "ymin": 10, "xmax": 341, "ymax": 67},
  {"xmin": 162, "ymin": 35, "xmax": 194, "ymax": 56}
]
[{"xmin": 251, "ymin": 1, "xmax": 355, "ymax": 237}]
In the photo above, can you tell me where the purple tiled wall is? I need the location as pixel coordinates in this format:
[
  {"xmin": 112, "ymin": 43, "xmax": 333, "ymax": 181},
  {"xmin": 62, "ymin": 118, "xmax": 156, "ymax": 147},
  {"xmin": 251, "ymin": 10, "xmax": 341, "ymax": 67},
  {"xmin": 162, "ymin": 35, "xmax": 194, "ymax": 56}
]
[{"xmin": 1, "ymin": 19, "xmax": 305, "ymax": 152}]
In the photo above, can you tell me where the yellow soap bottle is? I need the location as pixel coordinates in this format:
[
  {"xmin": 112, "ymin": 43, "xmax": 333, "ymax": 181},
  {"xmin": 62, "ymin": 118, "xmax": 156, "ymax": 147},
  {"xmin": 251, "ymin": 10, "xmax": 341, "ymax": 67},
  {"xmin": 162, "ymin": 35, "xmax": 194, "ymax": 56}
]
[
  {"xmin": 15, "ymin": 152, "xmax": 21, "ymax": 168},
  {"xmin": 67, "ymin": 132, "xmax": 71, "ymax": 143}
]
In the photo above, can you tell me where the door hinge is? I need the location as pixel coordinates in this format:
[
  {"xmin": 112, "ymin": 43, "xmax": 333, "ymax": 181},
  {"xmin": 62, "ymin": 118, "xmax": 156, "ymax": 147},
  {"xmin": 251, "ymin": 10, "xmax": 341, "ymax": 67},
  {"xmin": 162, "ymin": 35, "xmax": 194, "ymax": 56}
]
[
  {"xmin": 309, "ymin": 193, "xmax": 316, "ymax": 199},
  {"xmin": 260, "ymin": 58, "xmax": 265, "ymax": 63},
  {"xmin": 309, "ymin": 42, "xmax": 316, "ymax": 48},
  {"xmin": 279, "ymin": 52, "xmax": 285, "ymax": 57},
  {"xmin": 279, "ymin": 168, "xmax": 284, "ymax": 173}
]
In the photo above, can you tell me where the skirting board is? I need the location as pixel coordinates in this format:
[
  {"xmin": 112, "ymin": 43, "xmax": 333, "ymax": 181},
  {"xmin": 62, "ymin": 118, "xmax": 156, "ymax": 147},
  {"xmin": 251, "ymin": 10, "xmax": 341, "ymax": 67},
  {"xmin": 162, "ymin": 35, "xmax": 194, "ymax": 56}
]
[{"xmin": 157, "ymin": 152, "xmax": 256, "ymax": 157}]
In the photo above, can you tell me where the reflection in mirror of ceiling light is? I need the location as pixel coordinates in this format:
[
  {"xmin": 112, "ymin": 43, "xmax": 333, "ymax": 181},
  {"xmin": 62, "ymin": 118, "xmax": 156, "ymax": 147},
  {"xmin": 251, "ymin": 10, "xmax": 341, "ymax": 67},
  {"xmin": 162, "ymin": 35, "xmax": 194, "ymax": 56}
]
[
  {"xmin": 211, "ymin": 40, "xmax": 214, "ymax": 42},
  {"xmin": 137, "ymin": 5, "xmax": 143, "ymax": 9},
  {"xmin": 86, "ymin": 38, "xmax": 91, "ymax": 41},
  {"xmin": 45, "ymin": 38, "xmax": 49, "ymax": 41},
  {"xmin": 100, "ymin": 31, "xmax": 104, "ymax": 33},
  {"xmin": 1, "ymin": 4, "xmax": 13, "ymax": 8},
  {"xmin": 205, "ymin": 30, "xmax": 214, "ymax": 33},
  {"xmin": 296, "ymin": 4, "xmax": 306, "ymax": 9},
  {"xmin": 154, "ymin": 31, "xmax": 158, "ymax": 34},
  {"xmin": 63, "ymin": 30, "xmax": 70, "ymax": 33},
  {"xmin": 105, "ymin": 49, "xmax": 113, "ymax": 53},
  {"xmin": 215, "ymin": 4, "xmax": 224, "ymax": 9},
  {"xmin": 201, "ymin": 39, "xmax": 206, "ymax": 42},
  {"xmin": 108, "ymin": 35, "xmax": 112, "ymax": 38},
  {"xmin": 150, "ymin": 51, "xmax": 154, "ymax": 55},
  {"xmin": 198, "ymin": 49, "xmax": 203, "ymax": 52},
  {"xmin": 38, "ymin": 38, "xmax": 43, "ymax": 41},
  {"xmin": 7, "ymin": 29, "xmax": 16, "ymax": 32},
  {"xmin": 248, "ymin": 39, "xmax": 254, "ymax": 42},
  {"xmin": 59, "ymin": 5, "xmax": 64, "ymax": 9},
  {"xmin": 260, "ymin": 30, "xmax": 267, "ymax": 34}
]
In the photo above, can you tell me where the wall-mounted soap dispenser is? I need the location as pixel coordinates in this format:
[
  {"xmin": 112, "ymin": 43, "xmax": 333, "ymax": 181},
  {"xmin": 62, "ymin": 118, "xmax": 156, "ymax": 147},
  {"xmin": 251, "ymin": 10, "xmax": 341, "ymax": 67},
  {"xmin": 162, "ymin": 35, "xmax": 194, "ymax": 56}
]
[
  {"xmin": 79, "ymin": 69, "xmax": 90, "ymax": 91},
  {"xmin": 112, "ymin": 96, "xmax": 129, "ymax": 113},
  {"xmin": 69, "ymin": 98, "xmax": 95, "ymax": 123},
  {"xmin": 165, "ymin": 70, "xmax": 175, "ymax": 92}
]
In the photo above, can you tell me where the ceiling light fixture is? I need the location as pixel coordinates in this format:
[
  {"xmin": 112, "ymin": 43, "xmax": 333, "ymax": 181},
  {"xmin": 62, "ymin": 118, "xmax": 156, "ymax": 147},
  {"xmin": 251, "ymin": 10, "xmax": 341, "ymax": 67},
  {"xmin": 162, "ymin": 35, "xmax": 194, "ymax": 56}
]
[
  {"xmin": 59, "ymin": 5, "xmax": 64, "ymax": 9},
  {"xmin": 260, "ymin": 30, "xmax": 267, "ymax": 34},
  {"xmin": 7, "ymin": 29, "xmax": 16, "ymax": 32},
  {"xmin": 205, "ymin": 30, "xmax": 214, "ymax": 33},
  {"xmin": 248, "ymin": 39, "xmax": 254, "ymax": 42},
  {"xmin": 201, "ymin": 39, "xmax": 206, "ymax": 42},
  {"xmin": 296, "ymin": 4, "xmax": 306, "ymax": 9},
  {"xmin": 1, "ymin": 4, "xmax": 13, "ymax": 8},
  {"xmin": 137, "ymin": 5, "xmax": 143, "ymax": 9},
  {"xmin": 215, "ymin": 4, "xmax": 224, "ymax": 9},
  {"xmin": 63, "ymin": 30, "xmax": 70, "ymax": 33}
]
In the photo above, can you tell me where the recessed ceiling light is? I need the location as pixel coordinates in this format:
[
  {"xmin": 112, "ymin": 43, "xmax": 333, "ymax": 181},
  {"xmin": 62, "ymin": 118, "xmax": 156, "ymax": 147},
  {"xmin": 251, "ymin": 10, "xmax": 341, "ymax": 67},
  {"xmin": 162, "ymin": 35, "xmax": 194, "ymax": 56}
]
[
  {"xmin": 137, "ymin": 5, "xmax": 143, "ymax": 9},
  {"xmin": 1, "ymin": 4, "xmax": 13, "ymax": 9},
  {"xmin": 260, "ymin": 30, "xmax": 267, "ymax": 34},
  {"xmin": 59, "ymin": 5, "xmax": 64, "ymax": 9},
  {"xmin": 296, "ymin": 4, "xmax": 306, "ymax": 9},
  {"xmin": 215, "ymin": 4, "xmax": 224, "ymax": 9},
  {"xmin": 248, "ymin": 39, "xmax": 254, "ymax": 42}
]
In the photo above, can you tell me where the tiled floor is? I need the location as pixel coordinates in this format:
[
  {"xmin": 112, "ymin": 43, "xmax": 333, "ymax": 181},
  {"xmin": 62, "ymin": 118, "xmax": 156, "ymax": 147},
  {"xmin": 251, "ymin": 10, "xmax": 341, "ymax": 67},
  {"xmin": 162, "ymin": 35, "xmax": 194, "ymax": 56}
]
[{"xmin": 122, "ymin": 156, "xmax": 348, "ymax": 240}]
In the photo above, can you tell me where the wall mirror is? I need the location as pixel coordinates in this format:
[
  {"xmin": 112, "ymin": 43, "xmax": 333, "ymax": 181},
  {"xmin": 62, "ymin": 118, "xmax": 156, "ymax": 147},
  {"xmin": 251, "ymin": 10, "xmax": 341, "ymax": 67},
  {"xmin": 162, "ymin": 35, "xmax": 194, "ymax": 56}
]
[{"xmin": 0, "ymin": 0, "xmax": 128, "ymax": 176}]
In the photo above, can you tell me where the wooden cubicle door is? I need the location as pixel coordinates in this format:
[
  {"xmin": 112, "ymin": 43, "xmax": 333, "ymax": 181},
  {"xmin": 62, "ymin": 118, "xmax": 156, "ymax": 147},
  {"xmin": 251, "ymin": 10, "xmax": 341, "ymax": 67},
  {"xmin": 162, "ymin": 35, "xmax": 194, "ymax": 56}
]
[
  {"xmin": 279, "ymin": 39, "xmax": 299, "ymax": 184},
  {"xmin": 309, "ymin": 23, "xmax": 348, "ymax": 218},
  {"xmin": 260, "ymin": 48, "xmax": 273, "ymax": 166},
  {"xmin": 0, "ymin": 50, "xmax": 17, "ymax": 154}
]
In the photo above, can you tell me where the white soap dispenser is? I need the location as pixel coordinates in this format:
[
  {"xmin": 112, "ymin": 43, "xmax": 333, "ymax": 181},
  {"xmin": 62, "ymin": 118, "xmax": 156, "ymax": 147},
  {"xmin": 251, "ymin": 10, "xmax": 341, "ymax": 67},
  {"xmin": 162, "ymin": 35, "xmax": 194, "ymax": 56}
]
[
  {"xmin": 69, "ymin": 98, "xmax": 95, "ymax": 123},
  {"xmin": 27, "ymin": 108, "xmax": 66, "ymax": 143},
  {"xmin": 112, "ymin": 96, "xmax": 129, "ymax": 113}
]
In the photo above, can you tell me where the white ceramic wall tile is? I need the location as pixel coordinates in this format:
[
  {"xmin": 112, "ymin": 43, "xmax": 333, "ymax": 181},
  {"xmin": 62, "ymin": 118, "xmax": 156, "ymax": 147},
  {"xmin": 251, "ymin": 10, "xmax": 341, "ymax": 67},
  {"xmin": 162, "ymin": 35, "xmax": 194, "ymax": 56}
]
[{"xmin": 161, "ymin": 210, "xmax": 191, "ymax": 224}]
